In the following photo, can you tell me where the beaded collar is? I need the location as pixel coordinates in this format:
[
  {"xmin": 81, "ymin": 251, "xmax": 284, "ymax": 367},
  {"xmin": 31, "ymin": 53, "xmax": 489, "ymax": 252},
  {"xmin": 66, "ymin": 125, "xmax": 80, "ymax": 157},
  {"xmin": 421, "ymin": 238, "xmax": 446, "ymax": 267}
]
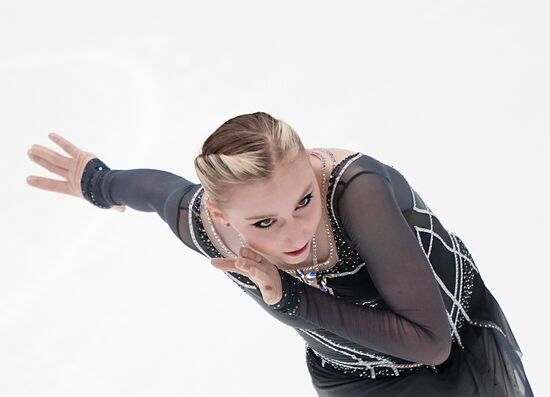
[{"xmin": 189, "ymin": 152, "xmax": 365, "ymax": 292}]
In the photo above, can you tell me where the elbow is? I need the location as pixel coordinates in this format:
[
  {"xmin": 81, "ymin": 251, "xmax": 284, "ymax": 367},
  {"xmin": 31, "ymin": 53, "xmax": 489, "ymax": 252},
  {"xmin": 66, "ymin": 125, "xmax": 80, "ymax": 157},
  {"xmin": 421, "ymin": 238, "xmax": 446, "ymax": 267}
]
[
  {"xmin": 421, "ymin": 320, "xmax": 452, "ymax": 365},
  {"xmin": 429, "ymin": 336, "xmax": 452, "ymax": 365}
]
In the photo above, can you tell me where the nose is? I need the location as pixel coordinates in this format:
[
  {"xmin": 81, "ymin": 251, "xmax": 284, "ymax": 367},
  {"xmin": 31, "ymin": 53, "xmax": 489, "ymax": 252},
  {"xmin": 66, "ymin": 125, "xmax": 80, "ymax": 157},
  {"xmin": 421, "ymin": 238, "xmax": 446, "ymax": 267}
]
[{"xmin": 284, "ymin": 219, "xmax": 309, "ymax": 250}]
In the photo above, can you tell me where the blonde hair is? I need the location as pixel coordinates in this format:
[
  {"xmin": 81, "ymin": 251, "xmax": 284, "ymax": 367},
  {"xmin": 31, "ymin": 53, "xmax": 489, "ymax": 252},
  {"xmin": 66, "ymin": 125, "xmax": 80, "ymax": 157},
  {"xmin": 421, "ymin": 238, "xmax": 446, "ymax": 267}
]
[{"xmin": 194, "ymin": 112, "xmax": 306, "ymax": 207}]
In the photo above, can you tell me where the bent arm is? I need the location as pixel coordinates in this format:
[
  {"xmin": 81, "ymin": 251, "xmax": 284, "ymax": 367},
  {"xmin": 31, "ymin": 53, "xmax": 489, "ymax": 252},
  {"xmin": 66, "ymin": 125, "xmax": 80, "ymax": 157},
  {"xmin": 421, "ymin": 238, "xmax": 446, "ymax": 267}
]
[{"xmin": 262, "ymin": 172, "xmax": 451, "ymax": 365}]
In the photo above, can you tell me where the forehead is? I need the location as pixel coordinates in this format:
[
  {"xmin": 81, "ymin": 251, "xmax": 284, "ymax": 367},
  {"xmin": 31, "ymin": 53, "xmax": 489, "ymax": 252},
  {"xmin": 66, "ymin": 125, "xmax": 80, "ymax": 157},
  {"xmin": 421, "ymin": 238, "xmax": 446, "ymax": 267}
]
[{"xmin": 226, "ymin": 155, "xmax": 313, "ymax": 213}]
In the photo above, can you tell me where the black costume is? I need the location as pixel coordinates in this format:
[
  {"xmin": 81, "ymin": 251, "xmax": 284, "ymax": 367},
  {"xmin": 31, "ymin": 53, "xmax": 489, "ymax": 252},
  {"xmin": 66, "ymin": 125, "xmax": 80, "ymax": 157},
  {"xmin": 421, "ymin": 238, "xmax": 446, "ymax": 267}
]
[{"xmin": 82, "ymin": 152, "xmax": 533, "ymax": 396}]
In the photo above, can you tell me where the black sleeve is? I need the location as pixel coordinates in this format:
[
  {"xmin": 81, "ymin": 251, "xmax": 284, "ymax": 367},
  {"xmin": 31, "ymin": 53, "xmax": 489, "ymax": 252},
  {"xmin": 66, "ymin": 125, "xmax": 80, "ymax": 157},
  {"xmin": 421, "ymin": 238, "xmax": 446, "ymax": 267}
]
[
  {"xmin": 266, "ymin": 170, "xmax": 452, "ymax": 365},
  {"xmin": 82, "ymin": 159, "xmax": 203, "ymax": 254}
]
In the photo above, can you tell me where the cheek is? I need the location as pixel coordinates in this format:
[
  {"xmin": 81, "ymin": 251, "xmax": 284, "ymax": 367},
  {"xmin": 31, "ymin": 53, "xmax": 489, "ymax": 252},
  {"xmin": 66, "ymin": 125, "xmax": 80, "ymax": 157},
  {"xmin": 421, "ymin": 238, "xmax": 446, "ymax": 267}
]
[
  {"xmin": 311, "ymin": 201, "xmax": 323, "ymax": 228},
  {"xmin": 243, "ymin": 230, "xmax": 278, "ymax": 253}
]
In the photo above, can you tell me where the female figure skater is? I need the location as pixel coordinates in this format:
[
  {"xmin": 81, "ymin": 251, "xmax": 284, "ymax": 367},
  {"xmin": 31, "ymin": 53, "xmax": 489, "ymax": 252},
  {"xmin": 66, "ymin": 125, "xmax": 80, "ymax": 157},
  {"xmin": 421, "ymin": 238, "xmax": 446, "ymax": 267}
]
[{"xmin": 26, "ymin": 112, "xmax": 533, "ymax": 396}]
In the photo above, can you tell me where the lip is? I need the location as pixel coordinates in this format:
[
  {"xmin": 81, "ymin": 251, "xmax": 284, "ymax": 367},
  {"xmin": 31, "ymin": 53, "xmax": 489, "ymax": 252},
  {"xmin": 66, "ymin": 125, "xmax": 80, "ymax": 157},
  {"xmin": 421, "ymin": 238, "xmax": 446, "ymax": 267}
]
[{"xmin": 284, "ymin": 241, "xmax": 309, "ymax": 256}]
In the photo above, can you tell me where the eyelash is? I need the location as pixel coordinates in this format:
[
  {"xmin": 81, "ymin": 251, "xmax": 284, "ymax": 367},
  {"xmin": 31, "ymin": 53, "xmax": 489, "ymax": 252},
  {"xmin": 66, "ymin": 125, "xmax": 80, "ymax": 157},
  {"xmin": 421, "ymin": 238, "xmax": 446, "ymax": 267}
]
[{"xmin": 252, "ymin": 192, "xmax": 314, "ymax": 230}]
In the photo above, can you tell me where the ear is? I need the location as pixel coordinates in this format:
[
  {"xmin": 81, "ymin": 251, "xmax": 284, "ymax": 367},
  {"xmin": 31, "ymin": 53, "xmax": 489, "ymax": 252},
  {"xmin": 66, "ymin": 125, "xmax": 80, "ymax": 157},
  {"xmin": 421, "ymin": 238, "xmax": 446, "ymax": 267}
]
[{"xmin": 205, "ymin": 200, "xmax": 229, "ymax": 225}]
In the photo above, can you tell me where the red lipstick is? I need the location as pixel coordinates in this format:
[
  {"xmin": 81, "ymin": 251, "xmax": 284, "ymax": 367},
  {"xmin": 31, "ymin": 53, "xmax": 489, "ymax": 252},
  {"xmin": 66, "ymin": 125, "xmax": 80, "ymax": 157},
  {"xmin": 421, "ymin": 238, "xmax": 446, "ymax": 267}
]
[{"xmin": 284, "ymin": 241, "xmax": 309, "ymax": 256}]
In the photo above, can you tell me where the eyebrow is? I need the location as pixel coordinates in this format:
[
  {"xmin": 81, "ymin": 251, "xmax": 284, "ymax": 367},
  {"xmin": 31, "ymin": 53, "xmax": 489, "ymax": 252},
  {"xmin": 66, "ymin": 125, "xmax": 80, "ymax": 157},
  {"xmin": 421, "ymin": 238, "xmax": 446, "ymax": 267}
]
[{"xmin": 244, "ymin": 182, "xmax": 314, "ymax": 221}]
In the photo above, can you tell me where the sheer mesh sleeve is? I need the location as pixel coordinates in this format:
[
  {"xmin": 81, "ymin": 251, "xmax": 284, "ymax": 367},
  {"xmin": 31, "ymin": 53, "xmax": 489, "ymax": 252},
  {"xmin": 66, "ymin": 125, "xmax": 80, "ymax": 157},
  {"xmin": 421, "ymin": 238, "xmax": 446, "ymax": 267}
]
[
  {"xmin": 83, "ymin": 161, "xmax": 203, "ymax": 255},
  {"xmin": 266, "ymin": 167, "xmax": 452, "ymax": 365},
  {"xmin": 83, "ymin": 159, "xmax": 452, "ymax": 365}
]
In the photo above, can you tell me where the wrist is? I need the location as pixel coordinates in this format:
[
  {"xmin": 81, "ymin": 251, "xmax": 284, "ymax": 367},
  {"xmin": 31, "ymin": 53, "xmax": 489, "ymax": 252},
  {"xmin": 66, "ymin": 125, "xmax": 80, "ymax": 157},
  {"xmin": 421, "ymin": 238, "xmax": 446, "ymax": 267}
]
[
  {"xmin": 268, "ymin": 268, "xmax": 302, "ymax": 315},
  {"xmin": 80, "ymin": 158, "xmax": 113, "ymax": 209}
]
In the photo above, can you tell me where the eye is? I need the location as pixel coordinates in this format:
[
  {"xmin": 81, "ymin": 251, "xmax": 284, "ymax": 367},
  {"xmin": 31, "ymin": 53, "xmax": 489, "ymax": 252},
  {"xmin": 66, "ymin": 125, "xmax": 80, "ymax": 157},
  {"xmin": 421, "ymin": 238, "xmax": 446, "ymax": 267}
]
[
  {"xmin": 298, "ymin": 193, "xmax": 314, "ymax": 208},
  {"xmin": 252, "ymin": 192, "xmax": 314, "ymax": 230},
  {"xmin": 254, "ymin": 218, "xmax": 275, "ymax": 229}
]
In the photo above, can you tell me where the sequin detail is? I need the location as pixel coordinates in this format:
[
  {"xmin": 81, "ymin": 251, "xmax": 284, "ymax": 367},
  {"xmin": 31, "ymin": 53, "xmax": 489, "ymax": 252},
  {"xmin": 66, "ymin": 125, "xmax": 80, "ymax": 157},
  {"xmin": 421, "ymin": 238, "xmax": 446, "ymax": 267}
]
[
  {"xmin": 189, "ymin": 152, "xmax": 481, "ymax": 380},
  {"xmin": 287, "ymin": 152, "xmax": 479, "ymax": 379},
  {"xmin": 80, "ymin": 158, "xmax": 113, "ymax": 209}
]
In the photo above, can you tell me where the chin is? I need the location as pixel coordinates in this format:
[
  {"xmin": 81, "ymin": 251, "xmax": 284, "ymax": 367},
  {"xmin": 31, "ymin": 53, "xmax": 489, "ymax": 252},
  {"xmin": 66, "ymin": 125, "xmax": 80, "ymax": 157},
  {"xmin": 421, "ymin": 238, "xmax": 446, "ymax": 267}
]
[
  {"xmin": 274, "ymin": 261, "xmax": 299, "ymax": 272},
  {"xmin": 265, "ymin": 253, "xmax": 298, "ymax": 269},
  {"xmin": 283, "ymin": 255, "xmax": 305, "ymax": 264},
  {"xmin": 277, "ymin": 253, "xmax": 311, "ymax": 270}
]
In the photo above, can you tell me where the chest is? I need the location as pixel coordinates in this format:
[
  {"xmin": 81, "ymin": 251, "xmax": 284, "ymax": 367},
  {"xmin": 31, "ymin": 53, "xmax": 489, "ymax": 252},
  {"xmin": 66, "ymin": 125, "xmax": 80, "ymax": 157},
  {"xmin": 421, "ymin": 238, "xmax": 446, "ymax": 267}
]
[{"xmin": 306, "ymin": 210, "xmax": 386, "ymax": 308}]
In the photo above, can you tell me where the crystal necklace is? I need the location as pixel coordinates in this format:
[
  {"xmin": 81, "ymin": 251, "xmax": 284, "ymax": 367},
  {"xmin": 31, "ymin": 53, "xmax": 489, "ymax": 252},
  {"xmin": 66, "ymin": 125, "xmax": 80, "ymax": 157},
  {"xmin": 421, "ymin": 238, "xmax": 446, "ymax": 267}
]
[
  {"xmin": 202, "ymin": 150, "xmax": 337, "ymax": 289},
  {"xmin": 287, "ymin": 149, "xmax": 337, "ymax": 290}
]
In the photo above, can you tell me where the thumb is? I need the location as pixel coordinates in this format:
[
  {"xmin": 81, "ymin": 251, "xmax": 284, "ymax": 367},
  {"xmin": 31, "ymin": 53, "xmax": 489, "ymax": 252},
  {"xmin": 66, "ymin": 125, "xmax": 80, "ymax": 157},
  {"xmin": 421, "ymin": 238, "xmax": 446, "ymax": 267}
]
[{"xmin": 112, "ymin": 205, "xmax": 126, "ymax": 212}]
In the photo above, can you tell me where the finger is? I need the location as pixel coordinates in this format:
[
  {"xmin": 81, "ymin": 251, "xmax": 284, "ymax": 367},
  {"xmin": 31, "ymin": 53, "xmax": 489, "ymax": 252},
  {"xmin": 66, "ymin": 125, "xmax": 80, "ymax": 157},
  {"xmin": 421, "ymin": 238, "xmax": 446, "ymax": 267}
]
[
  {"xmin": 239, "ymin": 246, "xmax": 269, "ymax": 265},
  {"xmin": 29, "ymin": 144, "xmax": 71, "ymax": 169},
  {"xmin": 235, "ymin": 257, "xmax": 272, "ymax": 286},
  {"xmin": 211, "ymin": 257, "xmax": 244, "ymax": 274},
  {"xmin": 247, "ymin": 265, "xmax": 279, "ymax": 303},
  {"xmin": 245, "ymin": 264, "xmax": 272, "ymax": 290},
  {"xmin": 48, "ymin": 132, "xmax": 81, "ymax": 157},
  {"xmin": 26, "ymin": 175, "xmax": 71, "ymax": 195},
  {"xmin": 27, "ymin": 150, "xmax": 69, "ymax": 179},
  {"xmin": 112, "ymin": 205, "xmax": 126, "ymax": 212}
]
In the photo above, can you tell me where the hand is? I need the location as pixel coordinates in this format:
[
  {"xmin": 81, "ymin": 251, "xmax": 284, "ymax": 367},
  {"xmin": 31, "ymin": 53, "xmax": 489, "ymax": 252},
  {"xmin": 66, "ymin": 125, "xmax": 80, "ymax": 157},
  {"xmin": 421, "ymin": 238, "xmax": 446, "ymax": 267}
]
[
  {"xmin": 26, "ymin": 133, "xmax": 126, "ymax": 212},
  {"xmin": 211, "ymin": 246, "xmax": 283, "ymax": 305}
]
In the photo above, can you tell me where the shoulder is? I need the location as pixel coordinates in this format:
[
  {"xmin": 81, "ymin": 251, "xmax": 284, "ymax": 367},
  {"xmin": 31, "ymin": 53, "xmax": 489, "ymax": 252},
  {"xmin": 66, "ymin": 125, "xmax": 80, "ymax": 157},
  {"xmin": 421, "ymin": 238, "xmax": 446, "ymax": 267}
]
[
  {"xmin": 306, "ymin": 147, "xmax": 358, "ymax": 164},
  {"xmin": 324, "ymin": 148, "xmax": 358, "ymax": 162},
  {"xmin": 307, "ymin": 148, "xmax": 393, "ymax": 182},
  {"xmin": 306, "ymin": 147, "xmax": 360, "ymax": 176},
  {"xmin": 319, "ymin": 150, "xmax": 414, "ymax": 213}
]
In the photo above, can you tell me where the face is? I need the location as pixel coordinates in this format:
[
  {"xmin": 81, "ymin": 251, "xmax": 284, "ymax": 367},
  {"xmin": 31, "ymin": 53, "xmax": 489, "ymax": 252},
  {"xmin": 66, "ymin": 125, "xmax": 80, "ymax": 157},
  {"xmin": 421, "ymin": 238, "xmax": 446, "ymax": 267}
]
[{"xmin": 207, "ymin": 153, "xmax": 322, "ymax": 270}]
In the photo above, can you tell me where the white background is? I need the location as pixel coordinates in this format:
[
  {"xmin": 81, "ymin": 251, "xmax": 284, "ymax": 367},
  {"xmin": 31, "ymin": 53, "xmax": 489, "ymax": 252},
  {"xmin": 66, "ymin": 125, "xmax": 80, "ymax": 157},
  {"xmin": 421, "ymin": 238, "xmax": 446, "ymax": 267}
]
[{"xmin": 2, "ymin": 1, "xmax": 548, "ymax": 396}]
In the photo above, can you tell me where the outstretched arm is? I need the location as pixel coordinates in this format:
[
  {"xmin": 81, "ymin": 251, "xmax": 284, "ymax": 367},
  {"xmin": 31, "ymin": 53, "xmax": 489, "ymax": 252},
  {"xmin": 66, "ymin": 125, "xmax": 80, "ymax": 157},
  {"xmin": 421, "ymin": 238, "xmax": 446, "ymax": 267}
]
[
  {"xmin": 27, "ymin": 133, "xmax": 199, "ymax": 244},
  {"xmin": 83, "ymin": 162, "xmax": 198, "ymax": 240}
]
